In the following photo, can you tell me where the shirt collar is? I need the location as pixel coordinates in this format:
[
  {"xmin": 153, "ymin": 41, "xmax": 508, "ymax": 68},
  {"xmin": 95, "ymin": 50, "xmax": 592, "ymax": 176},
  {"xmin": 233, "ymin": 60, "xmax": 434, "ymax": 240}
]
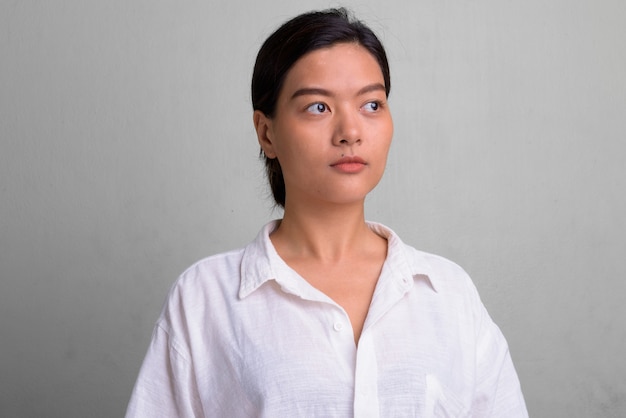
[
  {"xmin": 239, "ymin": 220, "xmax": 438, "ymax": 299},
  {"xmin": 366, "ymin": 221, "xmax": 439, "ymax": 293},
  {"xmin": 239, "ymin": 220, "xmax": 280, "ymax": 299}
]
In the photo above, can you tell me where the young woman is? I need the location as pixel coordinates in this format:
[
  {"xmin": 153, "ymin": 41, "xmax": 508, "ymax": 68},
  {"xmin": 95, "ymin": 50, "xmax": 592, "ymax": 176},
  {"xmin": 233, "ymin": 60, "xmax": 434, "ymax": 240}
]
[{"xmin": 126, "ymin": 9, "xmax": 528, "ymax": 417}]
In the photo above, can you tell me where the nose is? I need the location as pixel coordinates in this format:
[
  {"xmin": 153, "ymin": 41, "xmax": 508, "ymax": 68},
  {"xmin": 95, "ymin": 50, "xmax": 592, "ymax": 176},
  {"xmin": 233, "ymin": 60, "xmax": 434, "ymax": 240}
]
[{"xmin": 332, "ymin": 108, "xmax": 361, "ymax": 146}]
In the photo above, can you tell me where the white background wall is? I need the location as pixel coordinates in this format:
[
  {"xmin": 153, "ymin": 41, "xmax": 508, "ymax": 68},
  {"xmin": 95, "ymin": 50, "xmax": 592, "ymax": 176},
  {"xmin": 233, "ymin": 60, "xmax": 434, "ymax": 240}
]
[{"xmin": 1, "ymin": 1, "xmax": 625, "ymax": 416}]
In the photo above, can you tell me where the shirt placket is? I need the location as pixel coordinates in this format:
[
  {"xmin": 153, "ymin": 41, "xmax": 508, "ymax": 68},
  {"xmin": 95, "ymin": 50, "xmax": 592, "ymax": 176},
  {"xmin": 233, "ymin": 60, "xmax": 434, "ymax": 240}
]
[
  {"xmin": 352, "ymin": 255, "xmax": 413, "ymax": 418},
  {"xmin": 353, "ymin": 330, "xmax": 380, "ymax": 418}
]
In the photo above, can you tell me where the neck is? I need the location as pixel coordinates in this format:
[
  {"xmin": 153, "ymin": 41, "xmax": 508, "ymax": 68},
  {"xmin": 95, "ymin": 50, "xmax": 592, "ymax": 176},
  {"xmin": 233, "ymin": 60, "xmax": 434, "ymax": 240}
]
[{"xmin": 271, "ymin": 198, "xmax": 373, "ymax": 263}]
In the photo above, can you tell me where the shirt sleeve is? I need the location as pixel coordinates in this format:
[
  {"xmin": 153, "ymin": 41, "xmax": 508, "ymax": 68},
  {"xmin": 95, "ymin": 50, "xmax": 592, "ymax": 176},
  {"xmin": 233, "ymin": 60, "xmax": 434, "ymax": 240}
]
[
  {"xmin": 125, "ymin": 322, "xmax": 203, "ymax": 418},
  {"xmin": 471, "ymin": 300, "xmax": 529, "ymax": 417}
]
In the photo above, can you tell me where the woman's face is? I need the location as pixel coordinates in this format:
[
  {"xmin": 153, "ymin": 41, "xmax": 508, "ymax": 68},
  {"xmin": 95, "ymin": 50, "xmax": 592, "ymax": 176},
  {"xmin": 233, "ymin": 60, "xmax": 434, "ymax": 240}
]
[{"xmin": 255, "ymin": 42, "xmax": 393, "ymax": 208}]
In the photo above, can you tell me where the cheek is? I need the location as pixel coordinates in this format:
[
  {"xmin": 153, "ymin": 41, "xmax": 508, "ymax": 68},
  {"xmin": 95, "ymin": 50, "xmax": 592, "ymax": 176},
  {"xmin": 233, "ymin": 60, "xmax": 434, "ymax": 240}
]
[
  {"xmin": 373, "ymin": 119, "xmax": 394, "ymax": 153},
  {"xmin": 275, "ymin": 123, "xmax": 323, "ymax": 156},
  {"xmin": 384, "ymin": 113, "xmax": 394, "ymax": 138},
  {"xmin": 372, "ymin": 125, "xmax": 393, "ymax": 175},
  {"xmin": 272, "ymin": 133, "xmax": 320, "ymax": 175},
  {"xmin": 384, "ymin": 118, "xmax": 394, "ymax": 149}
]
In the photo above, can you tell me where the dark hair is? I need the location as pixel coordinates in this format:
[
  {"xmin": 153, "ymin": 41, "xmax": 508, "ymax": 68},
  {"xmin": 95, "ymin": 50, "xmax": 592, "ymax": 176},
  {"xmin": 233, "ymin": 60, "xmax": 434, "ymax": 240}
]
[{"xmin": 251, "ymin": 8, "xmax": 391, "ymax": 208}]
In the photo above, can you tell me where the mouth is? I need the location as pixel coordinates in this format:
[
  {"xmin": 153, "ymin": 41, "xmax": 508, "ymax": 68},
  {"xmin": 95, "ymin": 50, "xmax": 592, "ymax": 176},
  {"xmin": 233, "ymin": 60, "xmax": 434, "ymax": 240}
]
[{"xmin": 330, "ymin": 156, "xmax": 367, "ymax": 173}]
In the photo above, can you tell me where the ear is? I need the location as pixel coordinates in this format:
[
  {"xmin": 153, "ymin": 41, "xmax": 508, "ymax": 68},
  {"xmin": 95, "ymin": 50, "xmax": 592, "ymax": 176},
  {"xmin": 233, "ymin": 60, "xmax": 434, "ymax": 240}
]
[{"xmin": 253, "ymin": 110, "xmax": 277, "ymax": 159}]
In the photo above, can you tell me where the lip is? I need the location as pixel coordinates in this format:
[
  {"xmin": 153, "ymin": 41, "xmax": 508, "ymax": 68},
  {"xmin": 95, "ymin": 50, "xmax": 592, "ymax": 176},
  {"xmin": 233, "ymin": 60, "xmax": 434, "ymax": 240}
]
[{"xmin": 330, "ymin": 156, "xmax": 367, "ymax": 173}]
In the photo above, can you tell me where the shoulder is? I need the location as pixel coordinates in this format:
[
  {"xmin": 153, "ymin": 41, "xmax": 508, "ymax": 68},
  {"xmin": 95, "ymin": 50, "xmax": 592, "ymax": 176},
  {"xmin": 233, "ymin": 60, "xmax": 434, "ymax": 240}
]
[
  {"xmin": 158, "ymin": 247, "xmax": 246, "ymax": 322},
  {"xmin": 405, "ymin": 245, "xmax": 468, "ymax": 277},
  {"xmin": 378, "ymin": 220, "xmax": 479, "ymax": 302},
  {"xmin": 406, "ymin": 246, "xmax": 472, "ymax": 284},
  {"xmin": 176, "ymin": 247, "xmax": 246, "ymax": 288},
  {"xmin": 159, "ymin": 221, "xmax": 279, "ymax": 322},
  {"xmin": 406, "ymin": 245, "xmax": 481, "ymax": 298},
  {"xmin": 368, "ymin": 221, "xmax": 476, "ymax": 293}
]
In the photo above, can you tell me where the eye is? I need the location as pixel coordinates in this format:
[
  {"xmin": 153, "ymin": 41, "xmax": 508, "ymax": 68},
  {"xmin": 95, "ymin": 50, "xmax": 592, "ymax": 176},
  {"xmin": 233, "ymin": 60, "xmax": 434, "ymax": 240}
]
[
  {"xmin": 362, "ymin": 101, "xmax": 381, "ymax": 113},
  {"xmin": 306, "ymin": 102, "xmax": 329, "ymax": 114}
]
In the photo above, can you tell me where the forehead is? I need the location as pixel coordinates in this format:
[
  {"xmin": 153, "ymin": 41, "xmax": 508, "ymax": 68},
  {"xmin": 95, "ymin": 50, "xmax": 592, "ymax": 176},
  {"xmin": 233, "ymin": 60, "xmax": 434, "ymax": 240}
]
[{"xmin": 279, "ymin": 43, "xmax": 385, "ymax": 98}]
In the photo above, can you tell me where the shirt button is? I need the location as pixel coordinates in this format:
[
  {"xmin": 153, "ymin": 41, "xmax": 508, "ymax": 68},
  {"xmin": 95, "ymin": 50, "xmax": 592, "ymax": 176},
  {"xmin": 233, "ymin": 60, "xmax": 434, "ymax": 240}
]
[{"xmin": 333, "ymin": 322, "xmax": 343, "ymax": 332}]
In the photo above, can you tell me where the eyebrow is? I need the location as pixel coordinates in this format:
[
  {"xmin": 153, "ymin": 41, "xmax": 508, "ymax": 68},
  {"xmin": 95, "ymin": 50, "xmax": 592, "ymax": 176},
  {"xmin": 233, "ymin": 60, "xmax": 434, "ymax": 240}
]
[{"xmin": 290, "ymin": 83, "xmax": 386, "ymax": 100}]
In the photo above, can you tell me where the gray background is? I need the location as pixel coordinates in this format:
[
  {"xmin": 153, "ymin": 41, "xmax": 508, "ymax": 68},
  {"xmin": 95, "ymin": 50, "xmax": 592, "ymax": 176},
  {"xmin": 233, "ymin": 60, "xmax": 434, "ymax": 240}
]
[{"xmin": 1, "ymin": 0, "xmax": 624, "ymax": 417}]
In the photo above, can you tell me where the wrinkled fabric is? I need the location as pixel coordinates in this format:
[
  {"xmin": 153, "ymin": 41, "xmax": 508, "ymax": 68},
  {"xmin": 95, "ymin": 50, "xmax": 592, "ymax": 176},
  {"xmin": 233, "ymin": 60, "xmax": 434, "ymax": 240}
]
[{"xmin": 126, "ymin": 221, "xmax": 528, "ymax": 417}]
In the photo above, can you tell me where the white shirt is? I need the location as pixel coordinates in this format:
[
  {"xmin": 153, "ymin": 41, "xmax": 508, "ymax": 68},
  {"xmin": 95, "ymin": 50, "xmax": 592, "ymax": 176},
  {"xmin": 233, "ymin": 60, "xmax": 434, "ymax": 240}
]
[{"xmin": 126, "ymin": 221, "xmax": 528, "ymax": 417}]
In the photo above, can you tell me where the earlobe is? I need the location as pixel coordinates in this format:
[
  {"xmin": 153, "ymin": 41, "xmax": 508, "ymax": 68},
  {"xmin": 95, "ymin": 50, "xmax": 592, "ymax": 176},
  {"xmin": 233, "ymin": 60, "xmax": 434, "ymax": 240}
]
[{"xmin": 253, "ymin": 110, "xmax": 277, "ymax": 159}]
